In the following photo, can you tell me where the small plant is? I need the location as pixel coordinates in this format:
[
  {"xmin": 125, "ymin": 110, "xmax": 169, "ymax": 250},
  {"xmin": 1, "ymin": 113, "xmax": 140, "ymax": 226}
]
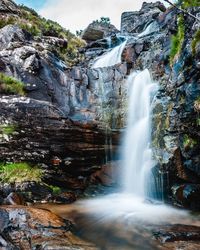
[
  {"xmin": 0, "ymin": 124, "xmax": 16, "ymax": 135},
  {"xmin": 49, "ymin": 185, "xmax": 62, "ymax": 195},
  {"xmin": 0, "ymin": 162, "xmax": 43, "ymax": 184},
  {"xmin": 0, "ymin": 73, "xmax": 25, "ymax": 95},
  {"xmin": 170, "ymin": 15, "xmax": 185, "ymax": 65},
  {"xmin": 183, "ymin": 134, "xmax": 197, "ymax": 149}
]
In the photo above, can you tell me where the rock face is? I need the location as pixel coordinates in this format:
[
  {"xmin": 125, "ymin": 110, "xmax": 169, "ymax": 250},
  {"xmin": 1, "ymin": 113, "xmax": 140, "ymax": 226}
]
[
  {"xmin": 0, "ymin": 9, "xmax": 127, "ymax": 196},
  {"xmin": 121, "ymin": 1, "xmax": 166, "ymax": 34},
  {"xmin": 0, "ymin": 0, "xmax": 19, "ymax": 14}
]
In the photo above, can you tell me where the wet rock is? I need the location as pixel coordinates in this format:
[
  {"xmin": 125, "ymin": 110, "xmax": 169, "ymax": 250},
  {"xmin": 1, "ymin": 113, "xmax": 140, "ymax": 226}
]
[
  {"xmin": 90, "ymin": 161, "xmax": 121, "ymax": 187},
  {"xmin": 153, "ymin": 224, "xmax": 200, "ymax": 243},
  {"xmin": 0, "ymin": 206, "xmax": 97, "ymax": 249},
  {"xmin": 0, "ymin": 181, "xmax": 52, "ymax": 203},
  {"xmin": 4, "ymin": 192, "xmax": 25, "ymax": 205},
  {"xmin": 172, "ymin": 184, "xmax": 200, "ymax": 210},
  {"xmin": 53, "ymin": 192, "xmax": 77, "ymax": 204}
]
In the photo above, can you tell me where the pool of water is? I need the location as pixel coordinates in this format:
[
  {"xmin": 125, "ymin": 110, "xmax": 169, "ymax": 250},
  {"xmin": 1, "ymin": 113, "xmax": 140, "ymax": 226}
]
[{"xmin": 36, "ymin": 194, "xmax": 200, "ymax": 250}]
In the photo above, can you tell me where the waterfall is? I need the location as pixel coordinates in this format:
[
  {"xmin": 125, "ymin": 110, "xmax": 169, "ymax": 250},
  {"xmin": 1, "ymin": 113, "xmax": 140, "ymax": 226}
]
[
  {"xmin": 92, "ymin": 40, "xmax": 126, "ymax": 68},
  {"xmin": 122, "ymin": 69, "xmax": 158, "ymax": 197},
  {"xmin": 137, "ymin": 21, "xmax": 159, "ymax": 38}
]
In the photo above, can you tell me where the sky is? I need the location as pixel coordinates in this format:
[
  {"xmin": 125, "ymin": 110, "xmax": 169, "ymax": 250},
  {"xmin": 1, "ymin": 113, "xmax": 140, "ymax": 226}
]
[{"xmin": 15, "ymin": 0, "xmax": 168, "ymax": 34}]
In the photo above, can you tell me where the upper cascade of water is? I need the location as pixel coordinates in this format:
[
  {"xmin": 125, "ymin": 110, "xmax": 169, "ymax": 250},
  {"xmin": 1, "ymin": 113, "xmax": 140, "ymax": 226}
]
[
  {"xmin": 122, "ymin": 69, "xmax": 158, "ymax": 198},
  {"xmin": 92, "ymin": 40, "xmax": 127, "ymax": 69},
  {"xmin": 137, "ymin": 21, "xmax": 159, "ymax": 38}
]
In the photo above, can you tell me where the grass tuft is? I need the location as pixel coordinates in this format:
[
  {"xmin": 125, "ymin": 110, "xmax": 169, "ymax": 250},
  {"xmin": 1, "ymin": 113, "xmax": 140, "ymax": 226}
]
[
  {"xmin": 170, "ymin": 15, "xmax": 185, "ymax": 65},
  {"xmin": 0, "ymin": 73, "xmax": 25, "ymax": 95},
  {"xmin": 0, "ymin": 124, "xmax": 16, "ymax": 135},
  {"xmin": 0, "ymin": 162, "xmax": 43, "ymax": 184}
]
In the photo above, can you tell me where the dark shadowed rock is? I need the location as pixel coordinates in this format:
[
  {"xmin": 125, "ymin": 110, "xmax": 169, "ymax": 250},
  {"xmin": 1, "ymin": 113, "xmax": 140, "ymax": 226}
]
[{"xmin": 172, "ymin": 184, "xmax": 200, "ymax": 210}]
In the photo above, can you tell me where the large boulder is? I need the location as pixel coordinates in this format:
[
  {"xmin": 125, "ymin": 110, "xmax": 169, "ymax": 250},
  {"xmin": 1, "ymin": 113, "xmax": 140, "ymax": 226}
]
[
  {"xmin": 82, "ymin": 21, "xmax": 119, "ymax": 42},
  {"xmin": 0, "ymin": 206, "xmax": 97, "ymax": 249}
]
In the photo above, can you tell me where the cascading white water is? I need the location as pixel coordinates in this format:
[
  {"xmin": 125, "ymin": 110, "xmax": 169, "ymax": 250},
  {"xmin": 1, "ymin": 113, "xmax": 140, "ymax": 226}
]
[
  {"xmin": 92, "ymin": 40, "xmax": 126, "ymax": 68},
  {"xmin": 122, "ymin": 69, "xmax": 158, "ymax": 197},
  {"xmin": 137, "ymin": 21, "xmax": 159, "ymax": 38}
]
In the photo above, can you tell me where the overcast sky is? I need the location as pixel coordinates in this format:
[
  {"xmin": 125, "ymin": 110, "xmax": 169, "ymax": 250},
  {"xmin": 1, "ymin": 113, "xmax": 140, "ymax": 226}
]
[{"xmin": 15, "ymin": 0, "xmax": 168, "ymax": 33}]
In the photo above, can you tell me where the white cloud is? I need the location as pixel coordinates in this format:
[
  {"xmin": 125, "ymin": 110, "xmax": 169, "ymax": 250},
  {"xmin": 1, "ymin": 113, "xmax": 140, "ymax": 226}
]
[{"xmin": 40, "ymin": 0, "xmax": 167, "ymax": 34}]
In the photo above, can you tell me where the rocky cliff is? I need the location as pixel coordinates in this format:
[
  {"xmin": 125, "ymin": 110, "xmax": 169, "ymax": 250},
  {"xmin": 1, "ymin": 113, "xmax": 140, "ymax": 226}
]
[{"xmin": 0, "ymin": 0, "xmax": 200, "ymax": 210}]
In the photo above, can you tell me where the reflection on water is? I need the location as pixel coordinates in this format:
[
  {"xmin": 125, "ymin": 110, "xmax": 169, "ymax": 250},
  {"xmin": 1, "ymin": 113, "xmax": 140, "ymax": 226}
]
[{"xmin": 36, "ymin": 194, "xmax": 200, "ymax": 250}]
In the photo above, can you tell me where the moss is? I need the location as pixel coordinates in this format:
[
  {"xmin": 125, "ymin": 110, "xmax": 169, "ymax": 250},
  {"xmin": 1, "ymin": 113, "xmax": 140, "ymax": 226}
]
[
  {"xmin": 191, "ymin": 29, "xmax": 200, "ymax": 55},
  {"xmin": 183, "ymin": 134, "xmax": 197, "ymax": 149},
  {"xmin": 0, "ymin": 162, "xmax": 43, "ymax": 184},
  {"xmin": 165, "ymin": 103, "xmax": 173, "ymax": 130},
  {"xmin": 0, "ymin": 73, "xmax": 25, "ymax": 95},
  {"xmin": 170, "ymin": 15, "xmax": 185, "ymax": 65},
  {"xmin": 0, "ymin": 124, "xmax": 16, "ymax": 135},
  {"xmin": 194, "ymin": 96, "xmax": 200, "ymax": 112},
  {"xmin": 49, "ymin": 185, "xmax": 62, "ymax": 195},
  {"xmin": 197, "ymin": 117, "xmax": 200, "ymax": 126},
  {"xmin": 181, "ymin": 0, "xmax": 200, "ymax": 8}
]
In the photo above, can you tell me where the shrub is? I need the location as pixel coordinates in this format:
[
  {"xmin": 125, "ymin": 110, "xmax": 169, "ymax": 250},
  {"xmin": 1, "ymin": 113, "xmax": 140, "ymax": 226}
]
[
  {"xmin": 0, "ymin": 16, "xmax": 17, "ymax": 29},
  {"xmin": 0, "ymin": 162, "xmax": 43, "ymax": 184},
  {"xmin": 170, "ymin": 15, "xmax": 185, "ymax": 65},
  {"xmin": 0, "ymin": 73, "xmax": 25, "ymax": 95}
]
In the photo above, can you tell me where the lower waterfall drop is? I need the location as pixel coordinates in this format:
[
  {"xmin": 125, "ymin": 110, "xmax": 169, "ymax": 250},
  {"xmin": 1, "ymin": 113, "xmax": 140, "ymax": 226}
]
[{"xmin": 122, "ymin": 69, "xmax": 158, "ymax": 198}]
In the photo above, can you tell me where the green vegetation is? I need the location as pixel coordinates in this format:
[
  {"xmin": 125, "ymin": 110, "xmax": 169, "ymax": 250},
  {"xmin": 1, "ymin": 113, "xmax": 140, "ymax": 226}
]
[
  {"xmin": 0, "ymin": 73, "xmax": 25, "ymax": 95},
  {"xmin": 180, "ymin": 0, "xmax": 200, "ymax": 8},
  {"xmin": 197, "ymin": 117, "xmax": 200, "ymax": 126},
  {"xmin": 49, "ymin": 185, "xmax": 62, "ymax": 195},
  {"xmin": 0, "ymin": 16, "xmax": 17, "ymax": 29},
  {"xmin": 170, "ymin": 15, "xmax": 185, "ymax": 65},
  {"xmin": 0, "ymin": 5, "xmax": 85, "ymax": 65},
  {"xmin": 19, "ymin": 6, "xmax": 86, "ymax": 64},
  {"xmin": 93, "ymin": 17, "xmax": 111, "ymax": 25},
  {"xmin": 0, "ymin": 124, "xmax": 16, "ymax": 135},
  {"xmin": 0, "ymin": 162, "xmax": 43, "ymax": 184},
  {"xmin": 194, "ymin": 96, "xmax": 200, "ymax": 112},
  {"xmin": 191, "ymin": 29, "xmax": 200, "ymax": 54},
  {"xmin": 183, "ymin": 134, "xmax": 197, "ymax": 149}
]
